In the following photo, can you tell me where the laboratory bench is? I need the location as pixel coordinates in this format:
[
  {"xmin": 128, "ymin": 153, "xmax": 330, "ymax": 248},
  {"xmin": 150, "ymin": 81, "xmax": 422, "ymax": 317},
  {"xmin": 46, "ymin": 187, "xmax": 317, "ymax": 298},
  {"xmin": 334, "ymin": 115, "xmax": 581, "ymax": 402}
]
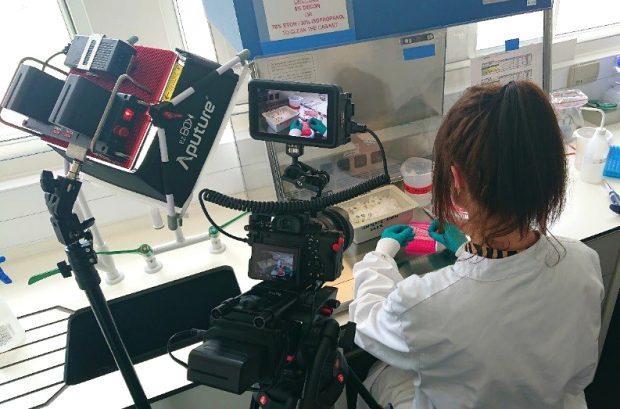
[{"xmin": 1, "ymin": 124, "xmax": 619, "ymax": 409}]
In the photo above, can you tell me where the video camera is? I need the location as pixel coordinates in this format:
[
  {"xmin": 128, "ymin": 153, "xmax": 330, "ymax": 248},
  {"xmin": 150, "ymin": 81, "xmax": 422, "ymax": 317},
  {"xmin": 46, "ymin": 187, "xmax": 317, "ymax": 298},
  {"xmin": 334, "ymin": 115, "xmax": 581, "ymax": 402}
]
[
  {"xmin": 188, "ymin": 79, "xmax": 391, "ymax": 408},
  {"xmin": 247, "ymin": 208, "xmax": 353, "ymax": 287}
]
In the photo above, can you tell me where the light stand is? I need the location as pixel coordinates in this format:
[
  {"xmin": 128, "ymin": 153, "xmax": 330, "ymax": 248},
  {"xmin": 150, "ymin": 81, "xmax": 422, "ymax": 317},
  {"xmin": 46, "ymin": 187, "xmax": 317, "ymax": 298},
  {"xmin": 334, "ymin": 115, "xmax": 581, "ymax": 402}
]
[
  {"xmin": 40, "ymin": 169, "xmax": 152, "ymax": 409},
  {"xmin": 37, "ymin": 49, "xmax": 251, "ymax": 409}
]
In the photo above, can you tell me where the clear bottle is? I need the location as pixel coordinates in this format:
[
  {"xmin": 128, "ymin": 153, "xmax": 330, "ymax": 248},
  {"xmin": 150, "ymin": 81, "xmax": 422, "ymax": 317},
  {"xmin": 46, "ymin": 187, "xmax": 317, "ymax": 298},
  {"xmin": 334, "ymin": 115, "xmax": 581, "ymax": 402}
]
[
  {"xmin": 581, "ymin": 126, "xmax": 612, "ymax": 184},
  {"xmin": 0, "ymin": 262, "xmax": 26, "ymax": 353}
]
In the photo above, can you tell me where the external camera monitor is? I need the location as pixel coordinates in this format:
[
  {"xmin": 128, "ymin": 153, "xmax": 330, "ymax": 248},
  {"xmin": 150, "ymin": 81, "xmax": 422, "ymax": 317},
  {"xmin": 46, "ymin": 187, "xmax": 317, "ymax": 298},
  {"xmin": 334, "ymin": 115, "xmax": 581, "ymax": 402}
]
[
  {"xmin": 249, "ymin": 79, "xmax": 348, "ymax": 148},
  {"xmin": 249, "ymin": 243, "xmax": 300, "ymax": 282}
]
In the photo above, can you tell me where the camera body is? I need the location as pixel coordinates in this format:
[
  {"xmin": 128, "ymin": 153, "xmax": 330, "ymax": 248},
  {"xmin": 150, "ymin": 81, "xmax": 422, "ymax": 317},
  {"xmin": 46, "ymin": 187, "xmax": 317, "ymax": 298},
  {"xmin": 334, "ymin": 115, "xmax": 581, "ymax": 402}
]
[
  {"xmin": 248, "ymin": 79, "xmax": 354, "ymax": 148},
  {"xmin": 248, "ymin": 207, "xmax": 352, "ymax": 288}
]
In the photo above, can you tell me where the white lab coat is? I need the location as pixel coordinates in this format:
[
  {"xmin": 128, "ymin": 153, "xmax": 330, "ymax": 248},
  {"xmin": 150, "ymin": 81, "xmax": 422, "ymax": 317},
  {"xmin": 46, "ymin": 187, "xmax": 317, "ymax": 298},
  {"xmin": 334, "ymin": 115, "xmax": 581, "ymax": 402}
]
[{"xmin": 350, "ymin": 236, "xmax": 604, "ymax": 409}]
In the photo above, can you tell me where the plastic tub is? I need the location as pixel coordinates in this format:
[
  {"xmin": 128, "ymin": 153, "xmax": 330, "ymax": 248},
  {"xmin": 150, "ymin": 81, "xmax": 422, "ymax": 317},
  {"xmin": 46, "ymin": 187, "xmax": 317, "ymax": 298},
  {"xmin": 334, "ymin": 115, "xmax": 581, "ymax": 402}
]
[
  {"xmin": 400, "ymin": 157, "xmax": 433, "ymax": 206},
  {"xmin": 339, "ymin": 185, "xmax": 417, "ymax": 244},
  {"xmin": 288, "ymin": 95, "xmax": 303, "ymax": 109}
]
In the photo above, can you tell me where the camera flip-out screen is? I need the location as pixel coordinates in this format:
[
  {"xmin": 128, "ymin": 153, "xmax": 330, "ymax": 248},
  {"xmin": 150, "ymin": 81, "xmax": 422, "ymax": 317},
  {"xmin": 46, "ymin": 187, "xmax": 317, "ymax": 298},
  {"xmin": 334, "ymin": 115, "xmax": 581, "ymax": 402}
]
[
  {"xmin": 249, "ymin": 243, "xmax": 299, "ymax": 282},
  {"xmin": 249, "ymin": 80, "xmax": 343, "ymax": 148}
]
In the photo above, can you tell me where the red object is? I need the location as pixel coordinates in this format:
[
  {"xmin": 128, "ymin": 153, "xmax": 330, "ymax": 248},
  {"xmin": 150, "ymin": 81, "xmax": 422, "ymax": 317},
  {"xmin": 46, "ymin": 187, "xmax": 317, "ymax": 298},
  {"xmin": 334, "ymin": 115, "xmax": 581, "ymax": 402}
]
[
  {"xmin": 301, "ymin": 120, "xmax": 312, "ymax": 137},
  {"xmin": 337, "ymin": 373, "xmax": 345, "ymax": 384},
  {"xmin": 320, "ymin": 306, "xmax": 333, "ymax": 316},
  {"xmin": 331, "ymin": 237, "xmax": 345, "ymax": 252},
  {"xmin": 259, "ymin": 395, "xmax": 269, "ymax": 406},
  {"xmin": 286, "ymin": 354, "xmax": 295, "ymax": 364},
  {"xmin": 162, "ymin": 111, "xmax": 183, "ymax": 120},
  {"xmin": 403, "ymin": 183, "xmax": 432, "ymax": 195},
  {"xmin": 113, "ymin": 125, "xmax": 130, "ymax": 138},
  {"xmin": 122, "ymin": 107, "xmax": 135, "ymax": 122},
  {"xmin": 405, "ymin": 221, "xmax": 437, "ymax": 255}
]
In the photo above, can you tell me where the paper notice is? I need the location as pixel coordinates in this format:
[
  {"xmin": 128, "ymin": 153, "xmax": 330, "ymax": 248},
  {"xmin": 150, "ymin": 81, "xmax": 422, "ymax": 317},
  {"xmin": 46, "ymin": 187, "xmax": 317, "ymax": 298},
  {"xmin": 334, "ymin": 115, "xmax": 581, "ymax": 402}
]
[
  {"xmin": 263, "ymin": 53, "xmax": 317, "ymax": 83},
  {"xmin": 470, "ymin": 43, "xmax": 543, "ymax": 86},
  {"xmin": 262, "ymin": 0, "xmax": 350, "ymax": 41}
]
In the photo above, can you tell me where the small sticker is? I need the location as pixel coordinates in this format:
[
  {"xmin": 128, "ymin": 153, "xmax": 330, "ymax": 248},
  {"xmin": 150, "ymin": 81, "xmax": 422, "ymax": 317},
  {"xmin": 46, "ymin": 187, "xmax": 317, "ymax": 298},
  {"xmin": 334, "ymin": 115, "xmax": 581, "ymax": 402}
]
[
  {"xmin": 0, "ymin": 323, "xmax": 15, "ymax": 347},
  {"xmin": 403, "ymin": 44, "xmax": 436, "ymax": 61},
  {"xmin": 505, "ymin": 38, "xmax": 520, "ymax": 51},
  {"xmin": 162, "ymin": 62, "xmax": 184, "ymax": 102},
  {"xmin": 527, "ymin": 0, "xmax": 537, "ymax": 6}
]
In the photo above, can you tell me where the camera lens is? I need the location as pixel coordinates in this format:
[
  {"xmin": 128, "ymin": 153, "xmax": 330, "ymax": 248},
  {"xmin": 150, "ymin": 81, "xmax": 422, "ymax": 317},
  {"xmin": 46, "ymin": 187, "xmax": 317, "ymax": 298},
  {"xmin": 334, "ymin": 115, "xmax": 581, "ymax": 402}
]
[{"xmin": 316, "ymin": 207, "xmax": 354, "ymax": 251}]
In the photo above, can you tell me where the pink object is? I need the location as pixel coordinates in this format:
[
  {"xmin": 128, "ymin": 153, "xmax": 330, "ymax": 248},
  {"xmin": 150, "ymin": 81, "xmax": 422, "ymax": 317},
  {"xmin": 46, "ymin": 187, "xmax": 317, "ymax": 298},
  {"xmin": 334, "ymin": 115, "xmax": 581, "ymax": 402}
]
[
  {"xmin": 405, "ymin": 221, "xmax": 437, "ymax": 255},
  {"xmin": 301, "ymin": 121, "xmax": 313, "ymax": 136}
]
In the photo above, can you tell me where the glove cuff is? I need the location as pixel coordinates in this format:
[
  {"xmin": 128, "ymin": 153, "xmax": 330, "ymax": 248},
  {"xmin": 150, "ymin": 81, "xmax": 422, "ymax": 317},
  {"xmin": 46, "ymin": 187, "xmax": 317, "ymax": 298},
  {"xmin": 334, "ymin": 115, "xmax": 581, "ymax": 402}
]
[
  {"xmin": 375, "ymin": 238, "xmax": 401, "ymax": 258},
  {"xmin": 454, "ymin": 241, "xmax": 467, "ymax": 257},
  {"xmin": 289, "ymin": 128, "xmax": 302, "ymax": 136}
]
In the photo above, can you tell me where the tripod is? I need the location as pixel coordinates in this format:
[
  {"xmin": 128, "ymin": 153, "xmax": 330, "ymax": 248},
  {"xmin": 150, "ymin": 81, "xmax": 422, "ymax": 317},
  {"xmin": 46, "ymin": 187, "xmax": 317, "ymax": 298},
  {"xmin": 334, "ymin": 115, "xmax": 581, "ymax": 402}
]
[
  {"xmin": 206, "ymin": 282, "xmax": 389, "ymax": 409},
  {"xmin": 40, "ymin": 169, "xmax": 152, "ymax": 409},
  {"xmin": 246, "ymin": 311, "xmax": 391, "ymax": 409}
]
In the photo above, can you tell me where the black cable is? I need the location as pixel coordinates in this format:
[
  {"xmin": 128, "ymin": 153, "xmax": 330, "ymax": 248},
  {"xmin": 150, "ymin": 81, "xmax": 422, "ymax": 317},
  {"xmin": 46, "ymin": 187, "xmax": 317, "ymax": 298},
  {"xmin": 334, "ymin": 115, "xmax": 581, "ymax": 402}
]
[
  {"xmin": 42, "ymin": 50, "xmax": 66, "ymax": 72},
  {"xmin": 366, "ymin": 128, "xmax": 390, "ymax": 177},
  {"xmin": 167, "ymin": 329, "xmax": 206, "ymax": 369},
  {"xmin": 200, "ymin": 174, "xmax": 388, "ymax": 216},
  {"xmin": 198, "ymin": 192, "xmax": 248, "ymax": 243},
  {"xmin": 198, "ymin": 126, "xmax": 390, "ymax": 230}
]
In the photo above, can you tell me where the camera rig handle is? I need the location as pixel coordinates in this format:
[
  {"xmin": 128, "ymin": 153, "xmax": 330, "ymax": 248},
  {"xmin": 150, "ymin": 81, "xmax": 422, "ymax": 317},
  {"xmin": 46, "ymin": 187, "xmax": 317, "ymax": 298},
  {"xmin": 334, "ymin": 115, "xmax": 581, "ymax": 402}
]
[{"xmin": 282, "ymin": 144, "xmax": 330, "ymax": 196}]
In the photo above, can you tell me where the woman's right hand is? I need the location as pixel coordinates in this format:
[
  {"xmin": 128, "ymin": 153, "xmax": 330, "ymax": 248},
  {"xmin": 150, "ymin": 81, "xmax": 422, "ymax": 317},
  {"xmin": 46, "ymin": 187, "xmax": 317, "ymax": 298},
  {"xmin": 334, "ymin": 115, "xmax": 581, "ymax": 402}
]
[{"xmin": 428, "ymin": 220, "xmax": 468, "ymax": 253}]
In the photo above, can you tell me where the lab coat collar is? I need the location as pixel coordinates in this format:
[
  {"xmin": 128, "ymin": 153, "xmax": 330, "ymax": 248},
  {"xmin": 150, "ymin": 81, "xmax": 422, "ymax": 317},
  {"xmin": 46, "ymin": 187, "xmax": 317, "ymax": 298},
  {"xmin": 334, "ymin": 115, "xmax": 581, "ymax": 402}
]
[{"xmin": 453, "ymin": 235, "xmax": 552, "ymax": 281}]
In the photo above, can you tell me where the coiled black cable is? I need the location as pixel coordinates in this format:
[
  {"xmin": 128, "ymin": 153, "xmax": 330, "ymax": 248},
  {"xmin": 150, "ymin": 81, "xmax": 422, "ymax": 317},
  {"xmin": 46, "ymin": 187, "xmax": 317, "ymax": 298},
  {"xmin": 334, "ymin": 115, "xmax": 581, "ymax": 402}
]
[{"xmin": 199, "ymin": 125, "xmax": 390, "ymax": 241}]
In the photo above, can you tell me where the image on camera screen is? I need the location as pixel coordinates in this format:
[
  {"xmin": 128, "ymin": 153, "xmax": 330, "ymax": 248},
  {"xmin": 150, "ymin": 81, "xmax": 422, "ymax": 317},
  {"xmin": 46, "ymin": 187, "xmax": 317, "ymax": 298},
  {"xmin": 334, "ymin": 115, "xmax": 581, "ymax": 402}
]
[
  {"xmin": 251, "ymin": 245, "xmax": 298, "ymax": 281},
  {"xmin": 256, "ymin": 88, "xmax": 328, "ymax": 141}
]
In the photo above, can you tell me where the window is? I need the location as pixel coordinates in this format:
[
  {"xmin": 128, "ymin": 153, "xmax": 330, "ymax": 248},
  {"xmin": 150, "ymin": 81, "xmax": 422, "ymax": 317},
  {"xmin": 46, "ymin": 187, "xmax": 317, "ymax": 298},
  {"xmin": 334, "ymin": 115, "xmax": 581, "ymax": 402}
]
[
  {"xmin": 0, "ymin": 0, "xmax": 71, "ymax": 142},
  {"xmin": 476, "ymin": 12, "xmax": 543, "ymax": 51},
  {"xmin": 555, "ymin": 0, "xmax": 620, "ymax": 36},
  {"xmin": 175, "ymin": 0, "xmax": 217, "ymax": 61}
]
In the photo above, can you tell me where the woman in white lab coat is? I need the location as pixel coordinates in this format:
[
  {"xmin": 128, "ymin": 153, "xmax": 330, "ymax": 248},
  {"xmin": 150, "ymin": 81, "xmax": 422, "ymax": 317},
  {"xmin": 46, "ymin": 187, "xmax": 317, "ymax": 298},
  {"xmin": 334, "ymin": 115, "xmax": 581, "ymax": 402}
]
[{"xmin": 350, "ymin": 81, "xmax": 604, "ymax": 409}]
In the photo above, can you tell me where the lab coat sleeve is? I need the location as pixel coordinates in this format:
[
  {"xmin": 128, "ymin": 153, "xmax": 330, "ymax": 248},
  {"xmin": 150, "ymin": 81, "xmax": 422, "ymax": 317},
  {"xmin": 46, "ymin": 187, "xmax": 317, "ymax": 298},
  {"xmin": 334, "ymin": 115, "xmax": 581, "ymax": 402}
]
[{"xmin": 349, "ymin": 238, "xmax": 418, "ymax": 371}]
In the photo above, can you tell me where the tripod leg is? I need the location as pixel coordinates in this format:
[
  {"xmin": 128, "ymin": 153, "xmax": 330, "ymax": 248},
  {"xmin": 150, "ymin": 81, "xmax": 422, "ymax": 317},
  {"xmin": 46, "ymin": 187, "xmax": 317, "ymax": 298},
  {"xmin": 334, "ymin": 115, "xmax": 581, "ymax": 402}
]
[
  {"xmin": 83, "ymin": 283, "xmax": 151, "ymax": 409},
  {"xmin": 346, "ymin": 367, "xmax": 387, "ymax": 409}
]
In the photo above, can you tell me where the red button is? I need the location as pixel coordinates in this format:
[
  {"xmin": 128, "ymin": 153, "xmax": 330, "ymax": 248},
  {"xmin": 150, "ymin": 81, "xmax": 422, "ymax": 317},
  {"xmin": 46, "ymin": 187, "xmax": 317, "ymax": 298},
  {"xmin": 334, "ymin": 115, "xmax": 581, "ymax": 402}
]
[
  {"xmin": 286, "ymin": 355, "xmax": 295, "ymax": 364},
  {"xmin": 331, "ymin": 243, "xmax": 341, "ymax": 252},
  {"xmin": 320, "ymin": 306, "xmax": 333, "ymax": 316},
  {"xmin": 259, "ymin": 395, "xmax": 268, "ymax": 406},
  {"xmin": 113, "ymin": 126, "xmax": 130, "ymax": 137},
  {"xmin": 337, "ymin": 373, "xmax": 345, "ymax": 384},
  {"xmin": 122, "ymin": 108, "xmax": 135, "ymax": 121}
]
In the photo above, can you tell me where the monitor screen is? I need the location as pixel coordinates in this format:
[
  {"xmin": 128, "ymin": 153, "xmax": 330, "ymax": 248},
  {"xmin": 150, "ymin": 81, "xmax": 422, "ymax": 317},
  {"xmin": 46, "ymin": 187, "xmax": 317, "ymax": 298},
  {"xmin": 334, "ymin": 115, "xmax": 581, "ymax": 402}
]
[
  {"xmin": 255, "ymin": 88, "xmax": 329, "ymax": 143},
  {"xmin": 249, "ymin": 243, "xmax": 299, "ymax": 282}
]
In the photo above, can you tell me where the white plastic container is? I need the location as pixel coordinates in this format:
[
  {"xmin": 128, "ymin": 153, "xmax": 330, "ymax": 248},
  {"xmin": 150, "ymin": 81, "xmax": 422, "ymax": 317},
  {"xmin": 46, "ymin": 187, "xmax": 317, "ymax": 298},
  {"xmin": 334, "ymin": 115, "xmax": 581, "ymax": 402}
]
[
  {"xmin": 0, "ymin": 296, "xmax": 26, "ymax": 353},
  {"xmin": 574, "ymin": 127, "xmax": 613, "ymax": 170},
  {"xmin": 288, "ymin": 95, "xmax": 303, "ymax": 109},
  {"xmin": 581, "ymin": 127, "xmax": 612, "ymax": 184},
  {"xmin": 400, "ymin": 157, "xmax": 433, "ymax": 206},
  {"xmin": 339, "ymin": 185, "xmax": 417, "ymax": 244},
  {"xmin": 262, "ymin": 106, "xmax": 299, "ymax": 132}
]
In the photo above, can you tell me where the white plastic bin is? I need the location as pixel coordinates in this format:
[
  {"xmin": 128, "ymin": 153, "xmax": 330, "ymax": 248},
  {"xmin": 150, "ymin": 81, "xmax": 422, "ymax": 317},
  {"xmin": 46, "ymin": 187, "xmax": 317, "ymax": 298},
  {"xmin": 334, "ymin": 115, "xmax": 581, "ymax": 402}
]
[{"xmin": 339, "ymin": 185, "xmax": 417, "ymax": 244}]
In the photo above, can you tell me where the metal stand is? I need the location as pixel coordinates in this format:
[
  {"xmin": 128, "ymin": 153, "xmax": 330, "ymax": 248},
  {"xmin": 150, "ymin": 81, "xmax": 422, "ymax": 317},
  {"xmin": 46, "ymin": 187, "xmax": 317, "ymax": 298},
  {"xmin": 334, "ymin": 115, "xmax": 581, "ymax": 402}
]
[
  {"xmin": 40, "ymin": 169, "xmax": 151, "ymax": 409},
  {"xmin": 281, "ymin": 144, "xmax": 330, "ymax": 196}
]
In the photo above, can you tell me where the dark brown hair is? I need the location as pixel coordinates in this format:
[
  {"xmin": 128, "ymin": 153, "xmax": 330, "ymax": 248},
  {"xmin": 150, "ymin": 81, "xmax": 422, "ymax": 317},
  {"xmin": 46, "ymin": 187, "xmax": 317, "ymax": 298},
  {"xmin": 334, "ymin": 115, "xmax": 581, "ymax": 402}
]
[{"xmin": 432, "ymin": 81, "xmax": 567, "ymax": 245}]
